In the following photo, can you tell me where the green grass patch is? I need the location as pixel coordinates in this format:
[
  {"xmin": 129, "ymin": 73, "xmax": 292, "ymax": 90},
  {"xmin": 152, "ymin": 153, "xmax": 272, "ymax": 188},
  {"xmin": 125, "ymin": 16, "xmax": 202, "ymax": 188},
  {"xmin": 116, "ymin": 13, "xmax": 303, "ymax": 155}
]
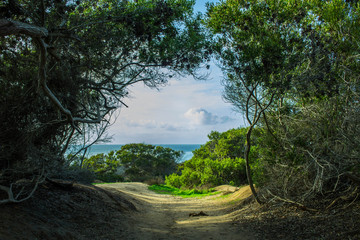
[{"xmin": 148, "ymin": 184, "xmax": 220, "ymax": 198}]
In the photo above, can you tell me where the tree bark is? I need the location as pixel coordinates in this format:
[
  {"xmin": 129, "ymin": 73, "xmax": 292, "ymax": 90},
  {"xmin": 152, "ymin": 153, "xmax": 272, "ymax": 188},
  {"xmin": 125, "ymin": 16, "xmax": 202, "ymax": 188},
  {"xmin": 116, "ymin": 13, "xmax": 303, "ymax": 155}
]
[{"xmin": 245, "ymin": 124, "xmax": 263, "ymax": 204}]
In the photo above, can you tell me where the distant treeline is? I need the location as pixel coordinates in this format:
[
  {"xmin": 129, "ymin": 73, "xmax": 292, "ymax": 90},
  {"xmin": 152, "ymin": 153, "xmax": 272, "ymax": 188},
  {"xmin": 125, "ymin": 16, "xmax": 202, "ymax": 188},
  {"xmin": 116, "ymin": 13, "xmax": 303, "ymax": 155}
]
[{"xmin": 68, "ymin": 143, "xmax": 182, "ymax": 183}]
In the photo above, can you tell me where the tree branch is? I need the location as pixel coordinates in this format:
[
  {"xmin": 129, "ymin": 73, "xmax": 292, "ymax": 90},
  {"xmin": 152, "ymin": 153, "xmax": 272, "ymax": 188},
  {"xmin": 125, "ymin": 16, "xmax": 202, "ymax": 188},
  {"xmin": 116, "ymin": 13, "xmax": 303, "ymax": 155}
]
[
  {"xmin": 0, "ymin": 168, "xmax": 46, "ymax": 204},
  {"xmin": 0, "ymin": 19, "xmax": 48, "ymax": 37}
]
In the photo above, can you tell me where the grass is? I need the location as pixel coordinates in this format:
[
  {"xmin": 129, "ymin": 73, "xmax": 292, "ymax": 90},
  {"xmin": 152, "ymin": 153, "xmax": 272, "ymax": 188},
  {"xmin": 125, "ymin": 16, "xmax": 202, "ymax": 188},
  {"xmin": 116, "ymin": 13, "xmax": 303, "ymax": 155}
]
[{"xmin": 148, "ymin": 184, "xmax": 220, "ymax": 198}]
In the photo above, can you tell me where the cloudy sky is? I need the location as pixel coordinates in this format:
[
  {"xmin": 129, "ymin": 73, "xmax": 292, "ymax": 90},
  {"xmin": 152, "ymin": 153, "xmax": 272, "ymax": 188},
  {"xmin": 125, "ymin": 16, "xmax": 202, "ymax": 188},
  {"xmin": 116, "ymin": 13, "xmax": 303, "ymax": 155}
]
[{"xmin": 107, "ymin": 0, "xmax": 245, "ymax": 144}]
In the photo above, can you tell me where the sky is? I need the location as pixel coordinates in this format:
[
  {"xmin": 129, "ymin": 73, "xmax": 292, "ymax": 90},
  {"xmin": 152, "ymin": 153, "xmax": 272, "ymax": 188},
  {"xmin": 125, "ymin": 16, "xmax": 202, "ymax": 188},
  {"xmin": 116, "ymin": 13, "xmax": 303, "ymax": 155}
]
[{"xmin": 107, "ymin": 0, "xmax": 245, "ymax": 144}]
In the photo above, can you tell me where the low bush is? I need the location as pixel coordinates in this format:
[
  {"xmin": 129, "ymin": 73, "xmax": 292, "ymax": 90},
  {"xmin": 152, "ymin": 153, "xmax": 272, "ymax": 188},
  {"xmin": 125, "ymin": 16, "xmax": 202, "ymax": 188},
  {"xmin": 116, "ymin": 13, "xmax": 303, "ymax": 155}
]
[
  {"xmin": 164, "ymin": 128, "xmax": 259, "ymax": 189},
  {"xmin": 165, "ymin": 157, "xmax": 247, "ymax": 188}
]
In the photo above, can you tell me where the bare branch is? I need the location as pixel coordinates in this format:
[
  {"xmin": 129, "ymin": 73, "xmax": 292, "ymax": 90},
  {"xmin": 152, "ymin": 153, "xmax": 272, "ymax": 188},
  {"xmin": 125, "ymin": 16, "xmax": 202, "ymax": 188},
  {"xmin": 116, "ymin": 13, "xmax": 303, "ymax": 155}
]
[
  {"xmin": 34, "ymin": 38, "xmax": 108, "ymax": 131},
  {"xmin": 0, "ymin": 168, "xmax": 46, "ymax": 204}
]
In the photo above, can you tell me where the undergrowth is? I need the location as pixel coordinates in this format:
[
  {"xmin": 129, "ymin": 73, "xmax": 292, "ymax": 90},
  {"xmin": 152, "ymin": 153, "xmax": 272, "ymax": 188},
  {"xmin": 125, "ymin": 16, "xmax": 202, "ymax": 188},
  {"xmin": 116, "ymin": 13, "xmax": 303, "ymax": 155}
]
[{"xmin": 148, "ymin": 184, "xmax": 219, "ymax": 198}]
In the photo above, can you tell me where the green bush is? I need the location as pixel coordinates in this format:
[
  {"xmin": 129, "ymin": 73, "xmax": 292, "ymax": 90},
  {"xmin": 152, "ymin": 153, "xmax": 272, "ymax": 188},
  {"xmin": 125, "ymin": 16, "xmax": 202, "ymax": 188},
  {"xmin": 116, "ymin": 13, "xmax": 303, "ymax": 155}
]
[
  {"xmin": 70, "ymin": 143, "xmax": 182, "ymax": 183},
  {"xmin": 116, "ymin": 143, "xmax": 182, "ymax": 182},
  {"xmin": 165, "ymin": 157, "xmax": 247, "ymax": 188},
  {"xmin": 165, "ymin": 128, "xmax": 258, "ymax": 189}
]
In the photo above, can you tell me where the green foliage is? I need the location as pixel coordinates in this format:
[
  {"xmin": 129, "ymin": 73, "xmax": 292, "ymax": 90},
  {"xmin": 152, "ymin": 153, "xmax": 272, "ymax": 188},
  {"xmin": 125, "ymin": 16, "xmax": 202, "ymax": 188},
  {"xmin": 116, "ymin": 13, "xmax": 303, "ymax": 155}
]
[
  {"xmin": 148, "ymin": 184, "xmax": 219, "ymax": 198},
  {"xmin": 205, "ymin": 0, "xmax": 360, "ymax": 202},
  {"xmin": 192, "ymin": 128, "xmax": 248, "ymax": 160},
  {"xmin": 71, "ymin": 151, "xmax": 122, "ymax": 183},
  {"xmin": 116, "ymin": 143, "xmax": 182, "ymax": 181},
  {"xmin": 95, "ymin": 173, "xmax": 124, "ymax": 183},
  {"xmin": 83, "ymin": 151, "xmax": 120, "ymax": 174},
  {"xmin": 165, "ymin": 128, "xmax": 258, "ymax": 188},
  {"xmin": 166, "ymin": 157, "xmax": 246, "ymax": 188},
  {"xmin": 78, "ymin": 143, "xmax": 182, "ymax": 182},
  {"xmin": 0, "ymin": 0, "xmax": 210, "ymax": 177}
]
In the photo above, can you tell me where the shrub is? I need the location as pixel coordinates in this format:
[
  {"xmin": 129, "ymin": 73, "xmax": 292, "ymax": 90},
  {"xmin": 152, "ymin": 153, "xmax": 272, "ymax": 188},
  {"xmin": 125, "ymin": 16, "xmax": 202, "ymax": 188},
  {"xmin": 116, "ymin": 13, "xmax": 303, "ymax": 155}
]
[
  {"xmin": 256, "ymin": 99, "xmax": 360, "ymax": 201},
  {"xmin": 50, "ymin": 167, "xmax": 95, "ymax": 184},
  {"xmin": 116, "ymin": 143, "xmax": 182, "ymax": 182},
  {"xmin": 95, "ymin": 173, "xmax": 124, "ymax": 183},
  {"xmin": 165, "ymin": 157, "xmax": 247, "ymax": 188}
]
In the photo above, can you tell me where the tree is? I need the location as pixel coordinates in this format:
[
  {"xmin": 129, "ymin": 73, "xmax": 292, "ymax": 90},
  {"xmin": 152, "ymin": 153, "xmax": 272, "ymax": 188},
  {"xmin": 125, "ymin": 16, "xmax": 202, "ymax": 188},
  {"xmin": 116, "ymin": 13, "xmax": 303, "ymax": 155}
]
[
  {"xmin": 257, "ymin": 0, "xmax": 360, "ymax": 202},
  {"xmin": 0, "ymin": 0, "xmax": 210, "ymax": 203},
  {"xmin": 116, "ymin": 143, "xmax": 182, "ymax": 181},
  {"xmin": 192, "ymin": 128, "xmax": 248, "ymax": 161},
  {"xmin": 206, "ymin": 0, "xmax": 360, "ymax": 204},
  {"xmin": 205, "ymin": 0, "xmax": 300, "ymax": 203}
]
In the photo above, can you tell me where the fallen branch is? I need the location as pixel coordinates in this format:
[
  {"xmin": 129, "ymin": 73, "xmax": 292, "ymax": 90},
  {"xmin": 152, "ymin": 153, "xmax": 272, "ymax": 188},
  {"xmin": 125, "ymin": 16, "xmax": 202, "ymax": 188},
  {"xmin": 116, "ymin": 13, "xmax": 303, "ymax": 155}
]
[
  {"xmin": 0, "ymin": 169, "xmax": 45, "ymax": 204},
  {"xmin": 267, "ymin": 190, "xmax": 318, "ymax": 212}
]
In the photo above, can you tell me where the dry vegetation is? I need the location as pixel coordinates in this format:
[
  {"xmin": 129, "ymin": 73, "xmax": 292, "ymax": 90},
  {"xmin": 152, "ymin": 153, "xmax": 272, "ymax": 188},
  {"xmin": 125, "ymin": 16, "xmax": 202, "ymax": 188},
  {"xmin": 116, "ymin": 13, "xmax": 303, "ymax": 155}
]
[{"xmin": 232, "ymin": 195, "xmax": 360, "ymax": 239}]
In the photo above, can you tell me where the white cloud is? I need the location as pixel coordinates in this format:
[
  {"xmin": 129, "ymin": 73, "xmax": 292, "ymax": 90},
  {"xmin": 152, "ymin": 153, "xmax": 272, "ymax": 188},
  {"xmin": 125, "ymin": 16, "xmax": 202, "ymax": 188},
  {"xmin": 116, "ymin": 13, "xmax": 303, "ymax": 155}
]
[
  {"xmin": 184, "ymin": 108, "xmax": 235, "ymax": 125},
  {"xmin": 107, "ymin": 62, "xmax": 245, "ymax": 144}
]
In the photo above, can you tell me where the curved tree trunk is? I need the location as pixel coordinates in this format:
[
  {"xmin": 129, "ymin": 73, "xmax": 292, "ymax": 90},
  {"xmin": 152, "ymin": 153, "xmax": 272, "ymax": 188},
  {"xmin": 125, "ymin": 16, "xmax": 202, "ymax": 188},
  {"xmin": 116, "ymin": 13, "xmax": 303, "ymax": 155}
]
[{"xmin": 245, "ymin": 124, "xmax": 263, "ymax": 205}]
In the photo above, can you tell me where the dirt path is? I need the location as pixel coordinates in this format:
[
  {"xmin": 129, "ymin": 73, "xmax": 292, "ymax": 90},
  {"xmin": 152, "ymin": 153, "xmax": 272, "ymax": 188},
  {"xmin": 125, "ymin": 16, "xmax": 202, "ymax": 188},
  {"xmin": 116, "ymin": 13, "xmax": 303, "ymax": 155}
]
[{"xmin": 100, "ymin": 183, "xmax": 255, "ymax": 240}]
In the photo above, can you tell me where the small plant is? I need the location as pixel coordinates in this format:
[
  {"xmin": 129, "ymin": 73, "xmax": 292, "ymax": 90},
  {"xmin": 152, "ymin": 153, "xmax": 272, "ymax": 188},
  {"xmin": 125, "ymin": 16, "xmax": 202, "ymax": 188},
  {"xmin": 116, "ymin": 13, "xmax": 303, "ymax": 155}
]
[{"xmin": 148, "ymin": 184, "xmax": 219, "ymax": 198}]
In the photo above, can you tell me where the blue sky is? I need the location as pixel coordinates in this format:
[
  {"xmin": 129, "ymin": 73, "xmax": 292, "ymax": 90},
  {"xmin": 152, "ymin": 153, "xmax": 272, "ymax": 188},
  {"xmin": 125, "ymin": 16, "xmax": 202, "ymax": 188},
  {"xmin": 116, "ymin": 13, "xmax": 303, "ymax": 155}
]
[{"xmin": 107, "ymin": 0, "xmax": 245, "ymax": 144}]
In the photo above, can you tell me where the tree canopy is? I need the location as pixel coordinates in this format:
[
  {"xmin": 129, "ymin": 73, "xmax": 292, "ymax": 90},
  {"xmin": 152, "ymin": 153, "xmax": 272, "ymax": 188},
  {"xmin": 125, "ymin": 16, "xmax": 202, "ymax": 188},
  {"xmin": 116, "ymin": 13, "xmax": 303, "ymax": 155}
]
[
  {"xmin": 0, "ymin": 0, "xmax": 210, "ymax": 203},
  {"xmin": 205, "ymin": 0, "xmax": 360, "ymax": 203},
  {"xmin": 0, "ymin": 0, "xmax": 209, "ymax": 166},
  {"xmin": 74, "ymin": 143, "xmax": 182, "ymax": 182}
]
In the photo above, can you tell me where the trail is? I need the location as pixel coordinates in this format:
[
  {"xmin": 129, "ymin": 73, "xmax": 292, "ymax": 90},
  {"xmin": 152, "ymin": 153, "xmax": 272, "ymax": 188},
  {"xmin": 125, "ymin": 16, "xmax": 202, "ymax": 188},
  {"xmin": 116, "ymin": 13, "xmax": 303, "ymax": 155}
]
[{"xmin": 100, "ymin": 183, "xmax": 255, "ymax": 240}]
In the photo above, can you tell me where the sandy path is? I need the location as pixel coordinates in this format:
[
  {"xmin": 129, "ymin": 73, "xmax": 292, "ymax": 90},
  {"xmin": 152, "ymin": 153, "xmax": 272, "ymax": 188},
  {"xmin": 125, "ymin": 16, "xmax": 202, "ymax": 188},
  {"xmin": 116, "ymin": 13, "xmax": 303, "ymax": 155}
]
[{"xmin": 100, "ymin": 183, "xmax": 255, "ymax": 240}]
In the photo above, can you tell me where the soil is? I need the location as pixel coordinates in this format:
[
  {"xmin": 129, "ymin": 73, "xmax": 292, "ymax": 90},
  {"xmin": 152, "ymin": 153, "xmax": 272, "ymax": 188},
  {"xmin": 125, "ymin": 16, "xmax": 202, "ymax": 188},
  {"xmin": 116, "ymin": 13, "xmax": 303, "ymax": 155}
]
[
  {"xmin": 0, "ymin": 182, "xmax": 359, "ymax": 240},
  {"xmin": 99, "ymin": 183, "xmax": 255, "ymax": 240}
]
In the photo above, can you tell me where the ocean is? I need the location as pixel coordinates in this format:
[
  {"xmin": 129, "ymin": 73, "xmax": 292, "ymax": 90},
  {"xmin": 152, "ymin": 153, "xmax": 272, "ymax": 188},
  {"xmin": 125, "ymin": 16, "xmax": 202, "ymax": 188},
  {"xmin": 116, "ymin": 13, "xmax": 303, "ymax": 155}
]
[{"xmin": 68, "ymin": 144, "xmax": 202, "ymax": 162}]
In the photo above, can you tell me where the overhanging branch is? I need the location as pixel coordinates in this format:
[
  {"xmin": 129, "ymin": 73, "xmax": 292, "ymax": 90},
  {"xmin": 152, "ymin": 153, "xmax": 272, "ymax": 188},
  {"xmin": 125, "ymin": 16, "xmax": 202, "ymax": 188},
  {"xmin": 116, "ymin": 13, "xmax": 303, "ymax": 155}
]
[
  {"xmin": 34, "ymin": 38, "xmax": 107, "ymax": 131},
  {"xmin": 0, "ymin": 19, "xmax": 48, "ymax": 37}
]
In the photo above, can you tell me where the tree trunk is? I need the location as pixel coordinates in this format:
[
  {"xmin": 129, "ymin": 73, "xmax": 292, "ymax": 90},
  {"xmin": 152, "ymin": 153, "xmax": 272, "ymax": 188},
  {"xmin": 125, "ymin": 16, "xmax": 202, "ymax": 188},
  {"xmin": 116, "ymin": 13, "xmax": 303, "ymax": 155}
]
[{"xmin": 245, "ymin": 125, "xmax": 263, "ymax": 204}]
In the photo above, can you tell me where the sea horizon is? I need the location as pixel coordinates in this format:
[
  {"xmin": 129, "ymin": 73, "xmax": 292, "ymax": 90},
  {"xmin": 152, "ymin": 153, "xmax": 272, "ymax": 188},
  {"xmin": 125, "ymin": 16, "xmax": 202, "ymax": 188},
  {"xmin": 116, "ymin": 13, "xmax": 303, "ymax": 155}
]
[{"xmin": 67, "ymin": 143, "xmax": 202, "ymax": 162}]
